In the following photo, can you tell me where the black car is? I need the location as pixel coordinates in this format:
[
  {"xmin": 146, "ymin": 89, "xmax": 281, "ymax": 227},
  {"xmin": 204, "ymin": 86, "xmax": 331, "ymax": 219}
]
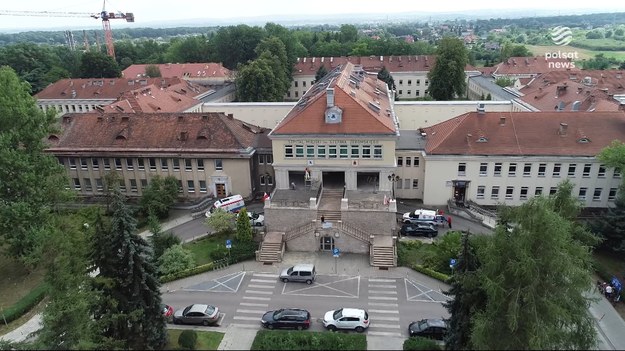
[
  {"xmin": 400, "ymin": 223, "xmax": 438, "ymax": 237},
  {"xmin": 408, "ymin": 319, "xmax": 448, "ymax": 340},
  {"xmin": 260, "ymin": 308, "xmax": 311, "ymax": 330}
]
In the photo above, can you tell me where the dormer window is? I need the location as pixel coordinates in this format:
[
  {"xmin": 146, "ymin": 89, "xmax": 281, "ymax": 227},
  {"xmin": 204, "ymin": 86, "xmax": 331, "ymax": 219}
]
[
  {"xmin": 325, "ymin": 106, "xmax": 343, "ymax": 124},
  {"xmin": 578, "ymin": 137, "xmax": 591, "ymax": 143},
  {"xmin": 476, "ymin": 137, "xmax": 488, "ymax": 143}
]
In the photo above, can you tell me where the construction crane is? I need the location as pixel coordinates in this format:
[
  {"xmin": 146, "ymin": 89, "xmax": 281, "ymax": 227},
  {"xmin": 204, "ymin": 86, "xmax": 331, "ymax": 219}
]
[{"xmin": 0, "ymin": 1, "xmax": 134, "ymax": 59}]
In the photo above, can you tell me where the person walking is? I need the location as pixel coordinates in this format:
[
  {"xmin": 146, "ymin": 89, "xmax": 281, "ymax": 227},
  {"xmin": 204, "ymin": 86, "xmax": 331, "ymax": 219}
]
[
  {"xmin": 321, "ymin": 215, "xmax": 325, "ymax": 223},
  {"xmin": 447, "ymin": 216, "xmax": 452, "ymax": 229},
  {"xmin": 606, "ymin": 284, "xmax": 614, "ymax": 300}
]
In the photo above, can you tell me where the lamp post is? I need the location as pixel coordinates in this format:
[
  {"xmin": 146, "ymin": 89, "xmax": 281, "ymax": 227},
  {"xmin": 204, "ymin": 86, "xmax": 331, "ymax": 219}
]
[{"xmin": 388, "ymin": 173, "xmax": 400, "ymax": 199}]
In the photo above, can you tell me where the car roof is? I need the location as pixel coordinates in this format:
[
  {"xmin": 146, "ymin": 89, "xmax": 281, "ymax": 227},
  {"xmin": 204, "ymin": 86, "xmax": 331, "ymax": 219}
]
[
  {"xmin": 189, "ymin": 304, "xmax": 209, "ymax": 313},
  {"xmin": 340, "ymin": 308, "xmax": 366, "ymax": 317},
  {"xmin": 423, "ymin": 318, "xmax": 447, "ymax": 328},
  {"xmin": 278, "ymin": 308, "xmax": 308, "ymax": 316},
  {"xmin": 293, "ymin": 264, "xmax": 315, "ymax": 270},
  {"xmin": 412, "ymin": 209, "xmax": 436, "ymax": 215}
]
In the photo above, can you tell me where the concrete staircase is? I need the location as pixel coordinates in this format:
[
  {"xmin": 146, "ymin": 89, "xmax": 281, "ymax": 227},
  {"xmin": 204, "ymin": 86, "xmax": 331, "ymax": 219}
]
[
  {"xmin": 371, "ymin": 245, "xmax": 396, "ymax": 268},
  {"xmin": 257, "ymin": 240, "xmax": 283, "ymax": 263},
  {"xmin": 317, "ymin": 188, "xmax": 343, "ymax": 221}
]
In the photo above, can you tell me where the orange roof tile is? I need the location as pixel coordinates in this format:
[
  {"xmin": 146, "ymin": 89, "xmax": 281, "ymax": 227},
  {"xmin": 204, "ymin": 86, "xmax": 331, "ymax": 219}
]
[
  {"xmin": 104, "ymin": 84, "xmax": 202, "ymax": 113},
  {"xmin": 122, "ymin": 63, "xmax": 232, "ymax": 79},
  {"xmin": 493, "ymin": 56, "xmax": 581, "ymax": 76}
]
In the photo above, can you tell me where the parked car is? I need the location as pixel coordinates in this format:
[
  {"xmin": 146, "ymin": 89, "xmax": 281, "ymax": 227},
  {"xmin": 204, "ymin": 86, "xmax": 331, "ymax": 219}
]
[
  {"xmin": 408, "ymin": 318, "xmax": 448, "ymax": 340},
  {"xmin": 260, "ymin": 308, "xmax": 311, "ymax": 330},
  {"xmin": 279, "ymin": 264, "xmax": 316, "ymax": 284},
  {"xmin": 238, "ymin": 211, "xmax": 264, "ymax": 226},
  {"xmin": 161, "ymin": 304, "xmax": 174, "ymax": 321},
  {"xmin": 173, "ymin": 304, "xmax": 220, "ymax": 326},
  {"xmin": 402, "ymin": 209, "xmax": 438, "ymax": 226},
  {"xmin": 323, "ymin": 308, "xmax": 369, "ymax": 332},
  {"xmin": 400, "ymin": 223, "xmax": 438, "ymax": 237}
]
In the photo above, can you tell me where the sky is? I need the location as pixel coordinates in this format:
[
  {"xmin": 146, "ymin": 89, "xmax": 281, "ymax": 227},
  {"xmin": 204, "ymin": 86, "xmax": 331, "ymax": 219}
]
[{"xmin": 2, "ymin": 0, "xmax": 625, "ymax": 31}]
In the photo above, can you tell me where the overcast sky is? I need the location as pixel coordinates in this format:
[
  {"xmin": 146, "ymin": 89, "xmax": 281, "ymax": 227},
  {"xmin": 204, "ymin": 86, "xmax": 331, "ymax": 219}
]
[{"xmin": 2, "ymin": 0, "xmax": 625, "ymax": 31}]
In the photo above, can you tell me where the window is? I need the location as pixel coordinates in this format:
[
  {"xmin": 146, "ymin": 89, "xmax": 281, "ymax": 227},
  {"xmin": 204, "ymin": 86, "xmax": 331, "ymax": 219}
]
[
  {"xmin": 535, "ymin": 187, "xmax": 543, "ymax": 196},
  {"xmin": 80, "ymin": 158, "xmax": 88, "ymax": 170},
  {"xmin": 114, "ymin": 158, "xmax": 122, "ymax": 170},
  {"xmin": 294, "ymin": 81, "xmax": 298, "ymax": 87},
  {"xmin": 260, "ymin": 175, "xmax": 266, "ymax": 185},
  {"xmin": 583, "ymin": 164, "xmax": 592, "ymax": 178},
  {"xmin": 295, "ymin": 145, "xmax": 304, "ymax": 158},
  {"xmin": 520, "ymin": 187, "xmax": 528, "ymax": 200},
  {"xmin": 523, "ymin": 163, "xmax": 531, "ymax": 176},
  {"xmin": 494, "ymin": 163, "xmax": 502, "ymax": 176},
  {"xmin": 614, "ymin": 167, "xmax": 621, "ymax": 178},
  {"xmin": 593, "ymin": 188, "xmax": 602, "ymax": 201},
  {"xmin": 406, "ymin": 157, "xmax": 412, "ymax": 166},
  {"xmin": 266, "ymin": 175, "xmax": 273, "ymax": 185},
  {"xmin": 568, "ymin": 164, "xmax": 576, "ymax": 177},
  {"xmin": 458, "ymin": 163, "xmax": 466, "ymax": 176},
  {"xmin": 161, "ymin": 158, "xmax": 169, "ymax": 171},
  {"xmin": 408, "ymin": 79, "xmax": 412, "ymax": 85},
  {"xmin": 550, "ymin": 187, "xmax": 558, "ymax": 195},
  {"xmin": 96, "ymin": 178, "xmax": 103, "ymax": 191},
  {"xmin": 126, "ymin": 158, "xmax": 134, "ymax": 170},
  {"xmin": 479, "ymin": 163, "xmax": 487, "ymax": 176},
  {"xmin": 609, "ymin": 188, "xmax": 618, "ymax": 201},
  {"xmin": 407, "ymin": 90, "xmax": 411, "ymax": 96},
  {"xmin": 173, "ymin": 158, "xmax": 180, "ymax": 171},
  {"xmin": 92, "ymin": 158, "xmax": 99, "ymax": 170},
  {"xmin": 317, "ymin": 145, "xmax": 326, "ymax": 158},
  {"xmin": 538, "ymin": 163, "xmax": 546, "ymax": 177},
  {"xmin": 118, "ymin": 180, "xmax": 126, "ymax": 192},
  {"xmin": 199, "ymin": 180, "xmax": 207, "ymax": 193},
  {"xmin": 506, "ymin": 186, "xmax": 514, "ymax": 199},
  {"xmin": 477, "ymin": 186, "xmax": 485, "ymax": 199},
  {"xmin": 307, "ymin": 145, "xmax": 315, "ymax": 158},
  {"xmin": 578, "ymin": 187, "xmax": 587, "ymax": 200},
  {"xmin": 71, "ymin": 178, "xmax": 80, "ymax": 190},
  {"xmin": 185, "ymin": 159, "xmax": 192, "ymax": 171},
  {"xmin": 83, "ymin": 178, "xmax": 92, "ymax": 191},
  {"xmin": 397, "ymin": 179, "xmax": 403, "ymax": 189},
  {"xmin": 197, "ymin": 159, "xmax": 204, "ymax": 171},
  {"xmin": 398, "ymin": 90, "xmax": 403, "ymax": 95},
  {"xmin": 362, "ymin": 145, "xmax": 371, "ymax": 159},
  {"xmin": 339, "ymin": 145, "xmax": 349, "ymax": 158},
  {"xmin": 413, "ymin": 157, "xmax": 419, "ymax": 167},
  {"xmin": 141, "ymin": 179, "xmax": 148, "ymax": 189},
  {"xmin": 351, "ymin": 145, "xmax": 359, "ymax": 158},
  {"xmin": 285, "ymin": 145, "xmax": 293, "ymax": 158},
  {"xmin": 416, "ymin": 79, "xmax": 421, "ymax": 85},
  {"xmin": 328, "ymin": 145, "xmax": 337, "ymax": 158},
  {"xmin": 399, "ymin": 79, "xmax": 403, "ymax": 85},
  {"xmin": 303, "ymin": 81, "xmax": 306, "ymax": 87},
  {"xmin": 130, "ymin": 179, "xmax": 137, "ymax": 192},
  {"xmin": 266, "ymin": 155, "xmax": 273, "ymax": 164},
  {"xmin": 373, "ymin": 145, "xmax": 382, "ymax": 159},
  {"xmin": 137, "ymin": 158, "xmax": 145, "ymax": 170},
  {"xmin": 412, "ymin": 179, "xmax": 418, "ymax": 189},
  {"xmin": 397, "ymin": 157, "xmax": 403, "ymax": 166},
  {"xmin": 491, "ymin": 186, "xmax": 499, "ymax": 199},
  {"xmin": 425, "ymin": 80, "xmax": 429, "ymax": 86},
  {"xmin": 553, "ymin": 163, "xmax": 561, "ymax": 177},
  {"xmin": 187, "ymin": 180, "xmax": 195, "ymax": 193},
  {"xmin": 57, "ymin": 157, "xmax": 64, "ymax": 167},
  {"xmin": 598, "ymin": 164, "xmax": 606, "ymax": 178},
  {"xmin": 215, "ymin": 159, "xmax": 223, "ymax": 171},
  {"xmin": 404, "ymin": 179, "xmax": 411, "ymax": 189},
  {"xmin": 69, "ymin": 158, "xmax": 77, "ymax": 170},
  {"xmin": 508, "ymin": 163, "xmax": 517, "ymax": 177},
  {"xmin": 177, "ymin": 180, "xmax": 183, "ymax": 193}
]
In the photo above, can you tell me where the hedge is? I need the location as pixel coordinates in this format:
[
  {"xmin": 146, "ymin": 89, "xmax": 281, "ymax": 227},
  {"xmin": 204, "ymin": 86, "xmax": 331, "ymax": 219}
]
[
  {"xmin": 160, "ymin": 261, "xmax": 217, "ymax": 283},
  {"xmin": 403, "ymin": 336, "xmax": 442, "ymax": 350},
  {"xmin": 411, "ymin": 264, "xmax": 451, "ymax": 283},
  {"xmin": 0, "ymin": 283, "xmax": 48, "ymax": 324},
  {"xmin": 251, "ymin": 330, "xmax": 366, "ymax": 350}
]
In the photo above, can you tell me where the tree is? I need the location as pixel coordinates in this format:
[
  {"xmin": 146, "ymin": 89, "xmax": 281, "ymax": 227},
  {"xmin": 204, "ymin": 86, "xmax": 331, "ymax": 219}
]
[
  {"xmin": 0, "ymin": 66, "xmax": 68, "ymax": 267},
  {"xmin": 0, "ymin": 43, "xmax": 65, "ymax": 93},
  {"xmin": 590, "ymin": 183, "xmax": 625, "ymax": 253},
  {"xmin": 78, "ymin": 51, "xmax": 121, "ymax": 78},
  {"xmin": 427, "ymin": 37, "xmax": 468, "ymax": 101},
  {"xmin": 377, "ymin": 66, "xmax": 396, "ymax": 91},
  {"xmin": 494, "ymin": 77, "xmax": 514, "ymax": 87},
  {"xmin": 90, "ymin": 189, "xmax": 167, "ymax": 350},
  {"xmin": 205, "ymin": 208, "xmax": 235, "ymax": 234},
  {"xmin": 165, "ymin": 35, "xmax": 211, "ymax": 63},
  {"xmin": 140, "ymin": 175, "xmax": 179, "ymax": 219},
  {"xmin": 178, "ymin": 330, "xmax": 198, "ymax": 350},
  {"xmin": 315, "ymin": 65, "xmax": 328, "ymax": 82},
  {"xmin": 339, "ymin": 24, "xmax": 358, "ymax": 43},
  {"xmin": 471, "ymin": 186, "xmax": 597, "ymax": 350},
  {"xmin": 144, "ymin": 64, "xmax": 161, "ymax": 77},
  {"xmin": 255, "ymin": 37, "xmax": 291, "ymax": 96},
  {"xmin": 158, "ymin": 244, "xmax": 195, "ymax": 276},
  {"xmin": 236, "ymin": 208, "xmax": 253, "ymax": 242},
  {"xmin": 235, "ymin": 57, "xmax": 284, "ymax": 102},
  {"xmin": 209, "ymin": 25, "xmax": 266, "ymax": 70}
]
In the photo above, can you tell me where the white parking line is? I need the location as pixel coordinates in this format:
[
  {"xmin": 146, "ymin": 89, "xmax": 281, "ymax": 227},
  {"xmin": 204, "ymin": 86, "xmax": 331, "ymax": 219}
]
[
  {"xmin": 243, "ymin": 296, "xmax": 271, "ymax": 301},
  {"xmin": 233, "ymin": 316, "xmax": 261, "ymax": 321},
  {"xmin": 368, "ymin": 278, "xmax": 396, "ymax": 283},
  {"xmin": 236, "ymin": 309, "xmax": 266, "ymax": 314},
  {"xmin": 368, "ymin": 302, "xmax": 398, "ymax": 307},
  {"xmin": 368, "ymin": 309, "xmax": 399, "ymax": 314},
  {"xmin": 367, "ymin": 331, "xmax": 403, "ymax": 337},
  {"xmin": 253, "ymin": 273, "xmax": 279, "ymax": 278},
  {"xmin": 245, "ymin": 290, "xmax": 273, "ymax": 295},
  {"xmin": 250, "ymin": 279, "xmax": 276, "ymax": 284},
  {"xmin": 369, "ymin": 323, "xmax": 401, "ymax": 329},
  {"xmin": 368, "ymin": 290, "xmax": 397, "ymax": 295},
  {"xmin": 248, "ymin": 284, "xmax": 275, "ymax": 289},
  {"xmin": 370, "ymin": 316, "xmax": 400, "ymax": 322},
  {"xmin": 240, "ymin": 302, "xmax": 268, "ymax": 308},
  {"xmin": 368, "ymin": 296, "xmax": 398, "ymax": 301},
  {"xmin": 230, "ymin": 323, "xmax": 261, "ymax": 329},
  {"xmin": 368, "ymin": 284, "xmax": 396, "ymax": 289}
]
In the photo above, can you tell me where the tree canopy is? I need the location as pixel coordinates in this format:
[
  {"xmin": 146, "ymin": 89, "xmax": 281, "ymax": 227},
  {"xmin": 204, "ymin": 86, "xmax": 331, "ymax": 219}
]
[
  {"xmin": 427, "ymin": 37, "xmax": 468, "ymax": 100},
  {"xmin": 79, "ymin": 51, "xmax": 122, "ymax": 78}
]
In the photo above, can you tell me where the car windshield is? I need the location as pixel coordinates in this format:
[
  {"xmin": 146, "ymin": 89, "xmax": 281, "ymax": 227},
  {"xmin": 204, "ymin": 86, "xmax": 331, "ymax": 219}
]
[
  {"xmin": 333, "ymin": 308, "xmax": 343, "ymax": 320},
  {"xmin": 204, "ymin": 305, "xmax": 216, "ymax": 315},
  {"xmin": 286, "ymin": 267, "xmax": 293, "ymax": 274},
  {"xmin": 273, "ymin": 309, "xmax": 284, "ymax": 319},
  {"xmin": 251, "ymin": 213, "xmax": 259, "ymax": 219},
  {"xmin": 183, "ymin": 306, "xmax": 192, "ymax": 315},
  {"xmin": 418, "ymin": 320, "xmax": 428, "ymax": 330}
]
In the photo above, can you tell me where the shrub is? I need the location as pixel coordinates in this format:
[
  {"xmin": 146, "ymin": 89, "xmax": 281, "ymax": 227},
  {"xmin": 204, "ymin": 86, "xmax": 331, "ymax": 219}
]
[
  {"xmin": 160, "ymin": 261, "xmax": 215, "ymax": 283},
  {"xmin": 251, "ymin": 330, "xmax": 366, "ymax": 350},
  {"xmin": 209, "ymin": 239, "xmax": 258, "ymax": 263},
  {"xmin": 411, "ymin": 264, "xmax": 451, "ymax": 283},
  {"xmin": 397, "ymin": 240, "xmax": 423, "ymax": 266},
  {"xmin": 178, "ymin": 329, "xmax": 198, "ymax": 350},
  {"xmin": 159, "ymin": 244, "xmax": 195, "ymax": 276},
  {"xmin": 236, "ymin": 208, "xmax": 253, "ymax": 242},
  {"xmin": 0, "ymin": 283, "xmax": 47, "ymax": 323},
  {"xmin": 403, "ymin": 336, "xmax": 442, "ymax": 350},
  {"xmin": 151, "ymin": 230, "xmax": 181, "ymax": 259}
]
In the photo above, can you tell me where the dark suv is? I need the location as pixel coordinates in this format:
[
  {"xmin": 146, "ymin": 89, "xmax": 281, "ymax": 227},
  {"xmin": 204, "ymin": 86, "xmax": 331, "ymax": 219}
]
[
  {"xmin": 408, "ymin": 318, "xmax": 448, "ymax": 340},
  {"xmin": 400, "ymin": 223, "xmax": 438, "ymax": 237},
  {"xmin": 261, "ymin": 308, "xmax": 311, "ymax": 330}
]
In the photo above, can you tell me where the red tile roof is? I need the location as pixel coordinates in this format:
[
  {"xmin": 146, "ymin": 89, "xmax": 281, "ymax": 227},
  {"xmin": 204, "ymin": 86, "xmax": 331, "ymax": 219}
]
[
  {"xmin": 47, "ymin": 112, "xmax": 270, "ymax": 154},
  {"xmin": 271, "ymin": 62, "xmax": 398, "ymax": 136},
  {"xmin": 518, "ymin": 80, "xmax": 620, "ymax": 112},
  {"xmin": 424, "ymin": 111, "xmax": 625, "ymax": 156},
  {"xmin": 104, "ymin": 84, "xmax": 202, "ymax": 113},
  {"xmin": 493, "ymin": 56, "xmax": 581, "ymax": 76},
  {"xmin": 35, "ymin": 77, "xmax": 211, "ymax": 101},
  {"xmin": 122, "ymin": 63, "xmax": 232, "ymax": 79},
  {"xmin": 293, "ymin": 55, "xmax": 475, "ymax": 76}
]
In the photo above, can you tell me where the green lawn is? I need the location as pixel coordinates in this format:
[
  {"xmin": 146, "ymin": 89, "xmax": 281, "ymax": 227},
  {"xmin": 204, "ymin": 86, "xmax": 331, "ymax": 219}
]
[
  {"xmin": 251, "ymin": 330, "xmax": 366, "ymax": 350},
  {"xmin": 183, "ymin": 231, "xmax": 236, "ymax": 266},
  {"xmin": 166, "ymin": 329, "xmax": 224, "ymax": 350},
  {"xmin": 0, "ymin": 253, "xmax": 45, "ymax": 310}
]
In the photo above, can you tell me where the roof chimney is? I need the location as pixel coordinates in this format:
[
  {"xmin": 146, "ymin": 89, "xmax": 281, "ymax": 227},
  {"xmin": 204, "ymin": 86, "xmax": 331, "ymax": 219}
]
[
  {"xmin": 499, "ymin": 116, "xmax": 506, "ymax": 126},
  {"xmin": 559, "ymin": 122, "xmax": 568, "ymax": 136},
  {"xmin": 326, "ymin": 88, "xmax": 335, "ymax": 107}
]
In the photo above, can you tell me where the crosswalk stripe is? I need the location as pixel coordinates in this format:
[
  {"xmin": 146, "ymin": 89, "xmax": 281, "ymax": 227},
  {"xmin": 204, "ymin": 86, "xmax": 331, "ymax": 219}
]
[
  {"xmin": 245, "ymin": 290, "xmax": 273, "ymax": 295},
  {"xmin": 370, "ymin": 316, "xmax": 400, "ymax": 322},
  {"xmin": 368, "ymin": 290, "xmax": 397, "ymax": 294},
  {"xmin": 240, "ymin": 302, "xmax": 268, "ymax": 308},
  {"xmin": 368, "ymin": 309, "xmax": 399, "ymax": 314},
  {"xmin": 369, "ymin": 324, "xmax": 401, "ymax": 329},
  {"xmin": 236, "ymin": 309, "xmax": 265, "ymax": 315},
  {"xmin": 250, "ymin": 279, "xmax": 276, "ymax": 283},
  {"xmin": 367, "ymin": 331, "xmax": 403, "ymax": 337},
  {"xmin": 368, "ymin": 284, "xmax": 396, "ymax": 289},
  {"xmin": 253, "ymin": 273, "xmax": 279, "ymax": 278},
  {"xmin": 368, "ymin": 278, "xmax": 396, "ymax": 283},
  {"xmin": 368, "ymin": 302, "xmax": 398, "ymax": 307},
  {"xmin": 248, "ymin": 284, "xmax": 275, "ymax": 289},
  {"xmin": 368, "ymin": 296, "xmax": 398, "ymax": 301},
  {"xmin": 233, "ymin": 316, "xmax": 261, "ymax": 321},
  {"xmin": 243, "ymin": 296, "xmax": 271, "ymax": 301}
]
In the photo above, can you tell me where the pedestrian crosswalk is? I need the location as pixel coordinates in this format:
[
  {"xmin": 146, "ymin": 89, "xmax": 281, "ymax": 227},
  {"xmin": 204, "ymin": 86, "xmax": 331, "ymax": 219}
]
[
  {"xmin": 231, "ymin": 273, "xmax": 278, "ymax": 327},
  {"xmin": 366, "ymin": 278, "xmax": 403, "ymax": 337}
]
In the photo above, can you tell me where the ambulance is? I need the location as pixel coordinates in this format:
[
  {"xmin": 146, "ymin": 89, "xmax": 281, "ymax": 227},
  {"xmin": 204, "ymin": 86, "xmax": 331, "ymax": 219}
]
[{"xmin": 205, "ymin": 195, "xmax": 245, "ymax": 217}]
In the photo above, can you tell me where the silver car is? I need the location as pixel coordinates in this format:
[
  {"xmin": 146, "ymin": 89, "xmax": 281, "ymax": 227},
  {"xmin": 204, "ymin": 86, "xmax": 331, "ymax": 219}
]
[{"xmin": 173, "ymin": 304, "xmax": 220, "ymax": 326}]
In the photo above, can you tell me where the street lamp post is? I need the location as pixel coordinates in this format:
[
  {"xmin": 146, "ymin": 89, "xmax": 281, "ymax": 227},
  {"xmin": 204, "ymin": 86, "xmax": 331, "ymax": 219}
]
[{"xmin": 388, "ymin": 173, "xmax": 400, "ymax": 199}]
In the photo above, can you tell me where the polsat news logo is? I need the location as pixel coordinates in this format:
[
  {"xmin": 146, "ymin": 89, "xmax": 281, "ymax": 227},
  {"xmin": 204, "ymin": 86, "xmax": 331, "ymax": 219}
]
[{"xmin": 546, "ymin": 26, "xmax": 577, "ymax": 69}]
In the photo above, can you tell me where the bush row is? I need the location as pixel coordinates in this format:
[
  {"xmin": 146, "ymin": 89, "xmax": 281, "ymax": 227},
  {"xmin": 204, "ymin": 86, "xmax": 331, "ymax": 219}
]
[
  {"xmin": 403, "ymin": 336, "xmax": 442, "ymax": 350},
  {"xmin": 411, "ymin": 264, "xmax": 451, "ymax": 283},
  {"xmin": 0, "ymin": 283, "xmax": 47, "ymax": 324},
  {"xmin": 251, "ymin": 330, "xmax": 367, "ymax": 351}
]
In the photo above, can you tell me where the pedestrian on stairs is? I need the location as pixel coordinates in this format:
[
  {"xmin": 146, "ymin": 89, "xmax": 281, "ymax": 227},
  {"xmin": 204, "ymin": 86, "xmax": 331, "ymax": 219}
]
[{"xmin": 321, "ymin": 215, "xmax": 325, "ymax": 223}]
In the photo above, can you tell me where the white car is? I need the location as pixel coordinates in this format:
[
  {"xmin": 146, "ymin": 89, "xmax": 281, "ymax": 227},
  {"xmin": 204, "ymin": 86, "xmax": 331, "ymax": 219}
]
[
  {"xmin": 323, "ymin": 308, "xmax": 369, "ymax": 332},
  {"xmin": 237, "ymin": 211, "xmax": 265, "ymax": 226}
]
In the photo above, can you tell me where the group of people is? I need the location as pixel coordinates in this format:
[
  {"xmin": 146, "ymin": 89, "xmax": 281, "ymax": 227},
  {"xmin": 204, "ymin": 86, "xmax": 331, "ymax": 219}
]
[{"xmin": 598, "ymin": 281, "xmax": 622, "ymax": 303}]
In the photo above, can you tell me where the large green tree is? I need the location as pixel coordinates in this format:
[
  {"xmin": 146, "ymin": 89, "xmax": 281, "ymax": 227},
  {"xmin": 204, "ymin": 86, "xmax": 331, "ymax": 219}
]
[
  {"xmin": 471, "ymin": 183, "xmax": 597, "ymax": 350},
  {"xmin": 377, "ymin": 66, "xmax": 396, "ymax": 92},
  {"xmin": 140, "ymin": 175, "xmax": 179, "ymax": 219},
  {"xmin": 255, "ymin": 36, "xmax": 291, "ymax": 95},
  {"xmin": 594, "ymin": 140, "xmax": 625, "ymax": 252},
  {"xmin": 236, "ymin": 207, "xmax": 253, "ymax": 242},
  {"xmin": 0, "ymin": 43, "xmax": 65, "ymax": 93},
  {"xmin": 235, "ymin": 57, "xmax": 284, "ymax": 102},
  {"xmin": 0, "ymin": 66, "xmax": 68, "ymax": 267},
  {"xmin": 90, "ymin": 189, "xmax": 167, "ymax": 350},
  {"xmin": 427, "ymin": 37, "xmax": 468, "ymax": 101},
  {"xmin": 79, "ymin": 51, "xmax": 121, "ymax": 78},
  {"xmin": 209, "ymin": 25, "xmax": 266, "ymax": 70}
]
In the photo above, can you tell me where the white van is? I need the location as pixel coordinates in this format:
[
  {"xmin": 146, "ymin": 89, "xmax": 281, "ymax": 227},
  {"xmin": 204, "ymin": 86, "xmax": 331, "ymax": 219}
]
[
  {"xmin": 205, "ymin": 195, "xmax": 245, "ymax": 217},
  {"xmin": 402, "ymin": 209, "xmax": 440, "ymax": 226}
]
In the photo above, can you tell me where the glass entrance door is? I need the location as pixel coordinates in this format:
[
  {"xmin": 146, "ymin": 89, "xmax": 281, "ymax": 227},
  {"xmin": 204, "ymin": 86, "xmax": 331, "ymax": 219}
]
[{"xmin": 319, "ymin": 236, "xmax": 335, "ymax": 251}]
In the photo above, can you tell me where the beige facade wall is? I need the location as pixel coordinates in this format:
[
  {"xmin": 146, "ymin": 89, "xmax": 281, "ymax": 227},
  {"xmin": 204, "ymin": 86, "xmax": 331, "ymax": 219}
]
[
  {"xmin": 38, "ymin": 99, "xmax": 114, "ymax": 116},
  {"xmin": 393, "ymin": 151, "xmax": 426, "ymax": 200},
  {"xmin": 423, "ymin": 155, "xmax": 621, "ymax": 207},
  {"xmin": 393, "ymin": 72, "xmax": 429, "ymax": 99},
  {"xmin": 202, "ymin": 102, "xmax": 295, "ymax": 129}
]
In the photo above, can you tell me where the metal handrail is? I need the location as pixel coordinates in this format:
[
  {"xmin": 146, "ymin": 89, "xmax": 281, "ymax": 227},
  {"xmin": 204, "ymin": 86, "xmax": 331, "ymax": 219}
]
[
  {"xmin": 339, "ymin": 221, "xmax": 371, "ymax": 243},
  {"xmin": 284, "ymin": 221, "xmax": 316, "ymax": 242}
]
